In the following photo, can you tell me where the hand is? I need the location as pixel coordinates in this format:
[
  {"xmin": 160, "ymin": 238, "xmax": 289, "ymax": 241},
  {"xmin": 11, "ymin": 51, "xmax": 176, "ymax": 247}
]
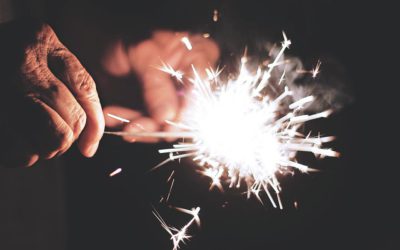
[
  {"xmin": 102, "ymin": 30, "xmax": 219, "ymax": 142},
  {"xmin": 0, "ymin": 20, "xmax": 104, "ymax": 167}
]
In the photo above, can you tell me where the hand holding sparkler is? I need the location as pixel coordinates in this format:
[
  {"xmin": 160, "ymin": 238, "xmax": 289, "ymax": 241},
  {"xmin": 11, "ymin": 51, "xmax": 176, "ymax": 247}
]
[
  {"xmin": 102, "ymin": 31, "xmax": 219, "ymax": 143},
  {"xmin": 0, "ymin": 20, "xmax": 104, "ymax": 167}
]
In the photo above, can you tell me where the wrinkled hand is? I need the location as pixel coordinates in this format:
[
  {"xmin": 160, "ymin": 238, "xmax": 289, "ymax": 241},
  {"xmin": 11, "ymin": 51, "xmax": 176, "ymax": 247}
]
[
  {"xmin": 0, "ymin": 20, "xmax": 104, "ymax": 167},
  {"xmin": 102, "ymin": 31, "xmax": 219, "ymax": 142}
]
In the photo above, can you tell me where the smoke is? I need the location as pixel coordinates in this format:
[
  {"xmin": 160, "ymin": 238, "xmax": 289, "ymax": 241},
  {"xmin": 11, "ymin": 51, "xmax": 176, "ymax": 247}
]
[
  {"xmin": 221, "ymin": 43, "xmax": 353, "ymax": 114},
  {"xmin": 275, "ymin": 44, "xmax": 353, "ymax": 113}
]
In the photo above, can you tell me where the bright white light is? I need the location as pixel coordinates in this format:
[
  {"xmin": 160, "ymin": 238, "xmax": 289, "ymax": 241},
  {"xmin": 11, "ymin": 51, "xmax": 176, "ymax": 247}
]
[
  {"xmin": 107, "ymin": 32, "xmax": 339, "ymax": 208},
  {"xmin": 155, "ymin": 32, "xmax": 339, "ymax": 206}
]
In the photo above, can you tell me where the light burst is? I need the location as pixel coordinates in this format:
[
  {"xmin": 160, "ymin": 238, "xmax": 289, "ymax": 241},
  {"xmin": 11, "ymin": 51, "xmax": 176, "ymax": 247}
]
[
  {"xmin": 104, "ymin": 32, "xmax": 342, "ymax": 250},
  {"xmin": 156, "ymin": 32, "xmax": 339, "ymax": 207},
  {"xmin": 106, "ymin": 32, "xmax": 339, "ymax": 208}
]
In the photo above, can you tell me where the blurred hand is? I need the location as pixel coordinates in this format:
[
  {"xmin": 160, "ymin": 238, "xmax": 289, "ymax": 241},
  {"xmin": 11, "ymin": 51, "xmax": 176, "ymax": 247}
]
[
  {"xmin": 0, "ymin": 20, "xmax": 104, "ymax": 167},
  {"xmin": 102, "ymin": 30, "xmax": 219, "ymax": 142}
]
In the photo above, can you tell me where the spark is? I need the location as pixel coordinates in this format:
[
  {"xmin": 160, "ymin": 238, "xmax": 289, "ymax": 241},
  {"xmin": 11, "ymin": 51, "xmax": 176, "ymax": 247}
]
[
  {"xmin": 213, "ymin": 9, "xmax": 219, "ymax": 22},
  {"xmin": 166, "ymin": 179, "xmax": 175, "ymax": 202},
  {"xmin": 312, "ymin": 60, "xmax": 322, "ymax": 78},
  {"xmin": 255, "ymin": 32, "xmax": 291, "ymax": 93},
  {"xmin": 289, "ymin": 95, "xmax": 315, "ymax": 109},
  {"xmin": 109, "ymin": 168, "xmax": 122, "ymax": 177},
  {"xmin": 173, "ymin": 206, "xmax": 201, "ymax": 227},
  {"xmin": 296, "ymin": 59, "xmax": 322, "ymax": 78},
  {"xmin": 201, "ymin": 167, "xmax": 223, "ymax": 191},
  {"xmin": 153, "ymin": 207, "xmax": 200, "ymax": 250},
  {"xmin": 278, "ymin": 70, "xmax": 286, "ymax": 85},
  {"xmin": 181, "ymin": 37, "xmax": 192, "ymax": 51},
  {"xmin": 205, "ymin": 66, "xmax": 224, "ymax": 81},
  {"xmin": 167, "ymin": 170, "xmax": 175, "ymax": 182},
  {"xmin": 159, "ymin": 61, "xmax": 184, "ymax": 82},
  {"xmin": 106, "ymin": 113, "xmax": 130, "ymax": 123}
]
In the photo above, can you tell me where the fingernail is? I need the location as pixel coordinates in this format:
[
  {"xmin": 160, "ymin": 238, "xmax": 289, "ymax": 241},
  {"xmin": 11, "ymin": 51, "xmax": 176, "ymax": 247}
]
[{"xmin": 86, "ymin": 142, "xmax": 99, "ymax": 157}]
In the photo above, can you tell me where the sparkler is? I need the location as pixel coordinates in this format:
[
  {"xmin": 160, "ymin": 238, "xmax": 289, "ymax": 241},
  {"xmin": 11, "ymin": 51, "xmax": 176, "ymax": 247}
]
[
  {"xmin": 104, "ymin": 31, "xmax": 342, "ymax": 250},
  {"xmin": 107, "ymin": 32, "xmax": 339, "ymax": 208}
]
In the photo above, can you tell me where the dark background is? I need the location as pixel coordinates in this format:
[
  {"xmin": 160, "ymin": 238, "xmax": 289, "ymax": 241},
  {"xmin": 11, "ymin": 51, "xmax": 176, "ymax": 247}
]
[{"xmin": 2, "ymin": 0, "xmax": 398, "ymax": 249}]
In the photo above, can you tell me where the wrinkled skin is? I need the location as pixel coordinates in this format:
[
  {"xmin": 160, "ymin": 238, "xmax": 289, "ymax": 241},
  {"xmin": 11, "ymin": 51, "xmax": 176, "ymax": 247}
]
[
  {"xmin": 102, "ymin": 30, "xmax": 220, "ymax": 143},
  {"xmin": 0, "ymin": 20, "xmax": 104, "ymax": 167}
]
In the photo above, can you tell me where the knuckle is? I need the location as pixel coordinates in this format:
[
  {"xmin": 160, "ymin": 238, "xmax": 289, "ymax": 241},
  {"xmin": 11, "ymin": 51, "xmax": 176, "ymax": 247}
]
[
  {"xmin": 39, "ymin": 23, "xmax": 54, "ymax": 35},
  {"xmin": 80, "ymin": 88, "xmax": 101, "ymax": 108},
  {"xmin": 37, "ymin": 23, "xmax": 59, "ymax": 46},
  {"xmin": 75, "ymin": 69, "xmax": 96, "ymax": 95},
  {"xmin": 20, "ymin": 55, "xmax": 56, "ymax": 94},
  {"xmin": 20, "ymin": 50, "xmax": 46, "ymax": 81},
  {"xmin": 50, "ymin": 46, "xmax": 69, "ymax": 59}
]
